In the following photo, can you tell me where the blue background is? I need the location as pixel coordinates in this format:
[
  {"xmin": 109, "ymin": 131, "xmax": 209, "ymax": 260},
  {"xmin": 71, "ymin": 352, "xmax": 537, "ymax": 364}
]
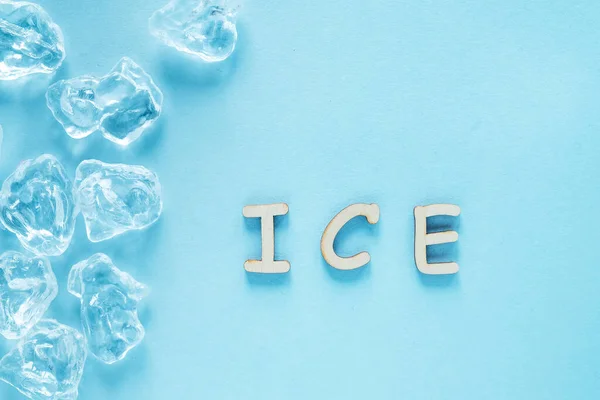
[{"xmin": 1, "ymin": 0, "xmax": 599, "ymax": 398}]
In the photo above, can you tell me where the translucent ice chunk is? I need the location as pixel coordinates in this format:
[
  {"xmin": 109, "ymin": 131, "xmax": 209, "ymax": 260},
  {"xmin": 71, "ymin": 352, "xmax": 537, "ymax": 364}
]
[
  {"xmin": 0, "ymin": 251, "xmax": 57, "ymax": 340},
  {"xmin": 0, "ymin": 319, "xmax": 87, "ymax": 400},
  {"xmin": 46, "ymin": 57, "xmax": 163, "ymax": 146},
  {"xmin": 0, "ymin": 154, "xmax": 79, "ymax": 256},
  {"xmin": 74, "ymin": 159, "xmax": 163, "ymax": 242},
  {"xmin": 0, "ymin": 0, "xmax": 65, "ymax": 80},
  {"xmin": 68, "ymin": 253, "xmax": 148, "ymax": 364},
  {"xmin": 149, "ymin": 0, "xmax": 238, "ymax": 62}
]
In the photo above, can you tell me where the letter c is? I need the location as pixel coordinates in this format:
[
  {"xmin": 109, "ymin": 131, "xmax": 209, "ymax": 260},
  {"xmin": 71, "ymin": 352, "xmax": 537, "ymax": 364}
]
[{"xmin": 321, "ymin": 203, "xmax": 380, "ymax": 270}]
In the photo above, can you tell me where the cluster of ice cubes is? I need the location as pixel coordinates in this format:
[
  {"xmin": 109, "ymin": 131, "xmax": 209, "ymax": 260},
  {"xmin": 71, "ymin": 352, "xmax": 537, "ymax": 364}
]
[
  {"xmin": 0, "ymin": 155, "xmax": 163, "ymax": 255},
  {"xmin": 0, "ymin": 154, "xmax": 161, "ymax": 398},
  {"xmin": 3, "ymin": 0, "xmax": 238, "ymax": 145},
  {"xmin": 0, "ymin": 0, "xmax": 239, "ymax": 397}
]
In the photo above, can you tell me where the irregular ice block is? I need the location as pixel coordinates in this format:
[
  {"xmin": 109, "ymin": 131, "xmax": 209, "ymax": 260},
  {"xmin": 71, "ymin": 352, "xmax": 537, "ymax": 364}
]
[
  {"xmin": 74, "ymin": 159, "xmax": 163, "ymax": 242},
  {"xmin": 0, "ymin": 251, "xmax": 57, "ymax": 340},
  {"xmin": 0, "ymin": 0, "xmax": 65, "ymax": 80},
  {"xmin": 46, "ymin": 57, "xmax": 163, "ymax": 146},
  {"xmin": 68, "ymin": 253, "xmax": 148, "ymax": 364},
  {"xmin": 149, "ymin": 0, "xmax": 238, "ymax": 62},
  {"xmin": 0, "ymin": 154, "xmax": 79, "ymax": 256},
  {"xmin": 0, "ymin": 319, "xmax": 87, "ymax": 400}
]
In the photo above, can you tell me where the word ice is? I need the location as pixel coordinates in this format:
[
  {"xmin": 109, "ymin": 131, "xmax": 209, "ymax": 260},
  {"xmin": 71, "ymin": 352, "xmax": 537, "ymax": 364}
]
[{"xmin": 244, "ymin": 203, "xmax": 461, "ymax": 275}]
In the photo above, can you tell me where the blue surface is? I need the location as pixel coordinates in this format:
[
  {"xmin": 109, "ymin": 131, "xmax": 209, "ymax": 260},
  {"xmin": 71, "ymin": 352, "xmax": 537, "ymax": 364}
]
[{"xmin": 1, "ymin": 0, "xmax": 599, "ymax": 398}]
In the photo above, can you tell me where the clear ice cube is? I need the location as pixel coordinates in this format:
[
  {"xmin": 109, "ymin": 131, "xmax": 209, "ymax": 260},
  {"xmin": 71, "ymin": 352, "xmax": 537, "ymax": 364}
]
[
  {"xmin": 0, "ymin": 0, "xmax": 65, "ymax": 80},
  {"xmin": 149, "ymin": 0, "xmax": 238, "ymax": 62},
  {"xmin": 0, "ymin": 319, "xmax": 87, "ymax": 400},
  {"xmin": 68, "ymin": 253, "xmax": 148, "ymax": 364},
  {"xmin": 0, "ymin": 154, "xmax": 79, "ymax": 256},
  {"xmin": 0, "ymin": 251, "xmax": 58, "ymax": 339},
  {"xmin": 46, "ymin": 57, "xmax": 163, "ymax": 146},
  {"xmin": 74, "ymin": 159, "xmax": 163, "ymax": 242}
]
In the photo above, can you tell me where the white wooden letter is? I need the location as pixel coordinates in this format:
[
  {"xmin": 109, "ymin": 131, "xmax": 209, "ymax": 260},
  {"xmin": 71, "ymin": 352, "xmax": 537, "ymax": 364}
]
[
  {"xmin": 243, "ymin": 203, "xmax": 290, "ymax": 273},
  {"xmin": 414, "ymin": 204, "xmax": 460, "ymax": 275},
  {"xmin": 321, "ymin": 203, "xmax": 380, "ymax": 270}
]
